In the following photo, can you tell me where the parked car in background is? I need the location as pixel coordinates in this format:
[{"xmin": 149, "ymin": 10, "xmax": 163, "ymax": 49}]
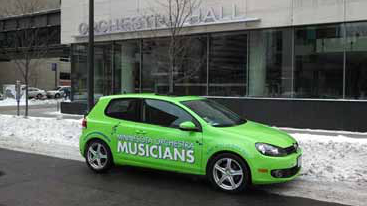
[
  {"xmin": 0, "ymin": 92, "xmax": 3, "ymax": 100},
  {"xmin": 22, "ymin": 87, "xmax": 47, "ymax": 99},
  {"xmin": 47, "ymin": 86, "xmax": 71, "ymax": 99}
]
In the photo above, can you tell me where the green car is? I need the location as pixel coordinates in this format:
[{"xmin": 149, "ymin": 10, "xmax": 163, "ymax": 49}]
[{"xmin": 80, "ymin": 94, "xmax": 302, "ymax": 192}]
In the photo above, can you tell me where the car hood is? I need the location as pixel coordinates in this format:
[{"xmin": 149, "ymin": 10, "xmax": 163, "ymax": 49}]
[{"xmin": 216, "ymin": 121, "xmax": 296, "ymax": 148}]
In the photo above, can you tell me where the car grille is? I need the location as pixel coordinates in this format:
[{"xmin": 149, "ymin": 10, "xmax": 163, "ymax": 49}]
[{"xmin": 284, "ymin": 143, "xmax": 298, "ymax": 155}]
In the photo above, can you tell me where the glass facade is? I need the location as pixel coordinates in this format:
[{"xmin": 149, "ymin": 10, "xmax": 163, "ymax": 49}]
[
  {"xmin": 294, "ymin": 25, "xmax": 344, "ymax": 99},
  {"xmin": 114, "ymin": 41, "xmax": 141, "ymax": 94},
  {"xmin": 71, "ymin": 22, "xmax": 367, "ymax": 101},
  {"xmin": 71, "ymin": 44, "xmax": 88, "ymax": 101},
  {"xmin": 345, "ymin": 23, "xmax": 367, "ymax": 100},
  {"xmin": 209, "ymin": 32, "xmax": 248, "ymax": 96},
  {"xmin": 248, "ymin": 29, "xmax": 293, "ymax": 97}
]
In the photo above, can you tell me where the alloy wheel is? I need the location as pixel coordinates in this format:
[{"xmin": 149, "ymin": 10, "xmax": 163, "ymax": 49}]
[
  {"xmin": 212, "ymin": 158, "xmax": 244, "ymax": 191},
  {"xmin": 87, "ymin": 142, "xmax": 108, "ymax": 170}
]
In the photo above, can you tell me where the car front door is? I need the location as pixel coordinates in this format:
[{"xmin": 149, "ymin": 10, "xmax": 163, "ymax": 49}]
[{"xmin": 131, "ymin": 99, "xmax": 203, "ymax": 174}]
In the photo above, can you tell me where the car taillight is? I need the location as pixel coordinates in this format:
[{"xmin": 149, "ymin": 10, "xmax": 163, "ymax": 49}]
[{"xmin": 82, "ymin": 118, "xmax": 87, "ymax": 129}]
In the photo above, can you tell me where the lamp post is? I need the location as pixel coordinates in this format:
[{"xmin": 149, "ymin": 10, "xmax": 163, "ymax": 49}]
[{"xmin": 87, "ymin": 0, "xmax": 95, "ymax": 112}]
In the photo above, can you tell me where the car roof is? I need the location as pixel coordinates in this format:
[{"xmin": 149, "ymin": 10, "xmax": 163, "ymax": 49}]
[{"xmin": 99, "ymin": 93, "xmax": 205, "ymax": 103}]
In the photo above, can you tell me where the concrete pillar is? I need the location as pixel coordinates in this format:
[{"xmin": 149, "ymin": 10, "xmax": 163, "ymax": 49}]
[{"xmin": 249, "ymin": 31, "xmax": 267, "ymax": 96}]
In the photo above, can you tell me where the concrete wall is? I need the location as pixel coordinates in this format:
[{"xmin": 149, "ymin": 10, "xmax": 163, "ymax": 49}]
[
  {"xmin": 61, "ymin": 0, "xmax": 367, "ymax": 44},
  {"xmin": 0, "ymin": 58, "xmax": 70, "ymax": 92}
]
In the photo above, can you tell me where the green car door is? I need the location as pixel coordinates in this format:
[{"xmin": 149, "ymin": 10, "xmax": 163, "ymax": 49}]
[
  {"xmin": 135, "ymin": 99, "xmax": 203, "ymax": 174},
  {"xmin": 111, "ymin": 98, "xmax": 203, "ymax": 174},
  {"xmin": 104, "ymin": 98, "xmax": 143, "ymax": 163}
]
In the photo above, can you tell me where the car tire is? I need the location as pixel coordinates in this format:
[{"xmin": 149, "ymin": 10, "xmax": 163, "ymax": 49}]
[
  {"xmin": 55, "ymin": 93, "xmax": 60, "ymax": 99},
  {"xmin": 36, "ymin": 94, "xmax": 42, "ymax": 99},
  {"xmin": 85, "ymin": 139, "xmax": 113, "ymax": 173},
  {"xmin": 207, "ymin": 153, "xmax": 250, "ymax": 193}
]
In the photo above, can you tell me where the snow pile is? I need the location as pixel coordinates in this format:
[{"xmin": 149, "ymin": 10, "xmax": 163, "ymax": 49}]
[
  {"xmin": 292, "ymin": 133, "xmax": 367, "ymax": 184},
  {"xmin": 0, "ymin": 115, "xmax": 81, "ymax": 147},
  {"xmin": 0, "ymin": 98, "xmax": 60, "ymax": 107}
]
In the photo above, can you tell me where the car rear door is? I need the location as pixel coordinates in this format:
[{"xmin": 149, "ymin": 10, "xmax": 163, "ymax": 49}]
[{"xmin": 104, "ymin": 98, "xmax": 142, "ymax": 162}]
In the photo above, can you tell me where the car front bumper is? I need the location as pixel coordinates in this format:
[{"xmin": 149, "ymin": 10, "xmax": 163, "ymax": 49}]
[{"xmin": 250, "ymin": 149, "xmax": 302, "ymax": 185}]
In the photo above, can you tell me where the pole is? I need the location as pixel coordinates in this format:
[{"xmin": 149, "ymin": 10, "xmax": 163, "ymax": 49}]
[
  {"xmin": 55, "ymin": 64, "xmax": 57, "ymax": 89},
  {"xmin": 87, "ymin": 0, "xmax": 95, "ymax": 112}
]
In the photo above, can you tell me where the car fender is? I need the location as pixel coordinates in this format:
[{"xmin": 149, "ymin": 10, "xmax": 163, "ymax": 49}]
[
  {"xmin": 80, "ymin": 131, "xmax": 112, "ymax": 156},
  {"xmin": 204, "ymin": 143, "xmax": 255, "ymax": 174}
]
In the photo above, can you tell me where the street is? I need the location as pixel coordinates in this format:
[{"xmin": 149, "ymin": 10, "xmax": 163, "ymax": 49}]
[
  {"xmin": 0, "ymin": 149, "xmax": 345, "ymax": 206},
  {"xmin": 0, "ymin": 104, "xmax": 82, "ymax": 120}
]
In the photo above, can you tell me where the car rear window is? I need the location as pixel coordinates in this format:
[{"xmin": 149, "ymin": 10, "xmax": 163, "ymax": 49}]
[{"xmin": 105, "ymin": 98, "xmax": 140, "ymax": 122}]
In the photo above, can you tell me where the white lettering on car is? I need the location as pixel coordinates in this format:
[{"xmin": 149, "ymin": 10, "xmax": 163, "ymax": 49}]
[{"xmin": 117, "ymin": 135, "xmax": 196, "ymax": 163}]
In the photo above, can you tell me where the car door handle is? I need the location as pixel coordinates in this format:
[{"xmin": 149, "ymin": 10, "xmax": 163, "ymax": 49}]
[{"xmin": 135, "ymin": 130, "xmax": 147, "ymax": 135}]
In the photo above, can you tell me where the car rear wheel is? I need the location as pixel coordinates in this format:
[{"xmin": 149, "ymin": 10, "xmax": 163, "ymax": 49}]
[
  {"xmin": 208, "ymin": 153, "xmax": 250, "ymax": 193},
  {"xmin": 85, "ymin": 140, "xmax": 113, "ymax": 173}
]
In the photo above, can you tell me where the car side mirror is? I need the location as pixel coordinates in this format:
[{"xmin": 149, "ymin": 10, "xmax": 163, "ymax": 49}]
[{"xmin": 179, "ymin": 121, "xmax": 198, "ymax": 132}]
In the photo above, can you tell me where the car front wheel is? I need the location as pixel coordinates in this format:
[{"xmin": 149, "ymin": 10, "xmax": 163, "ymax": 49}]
[
  {"xmin": 85, "ymin": 140, "xmax": 113, "ymax": 173},
  {"xmin": 55, "ymin": 93, "xmax": 60, "ymax": 98},
  {"xmin": 208, "ymin": 153, "xmax": 250, "ymax": 193}
]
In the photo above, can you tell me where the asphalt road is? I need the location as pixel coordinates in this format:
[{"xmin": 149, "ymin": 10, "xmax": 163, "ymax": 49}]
[{"xmin": 0, "ymin": 149, "xmax": 345, "ymax": 206}]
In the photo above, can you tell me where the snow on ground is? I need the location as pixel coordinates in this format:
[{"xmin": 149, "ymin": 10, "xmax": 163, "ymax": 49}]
[
  {"xmin": 0, "ymin": 98, "xmax": 61, "ymax": 107},
  {"xmin": 0, "ymin": 114, "xmax": 366, "ymax": 205},
  {"xmin": 295, "ymin": 133, "xmax": 367, "ymax": 184}
]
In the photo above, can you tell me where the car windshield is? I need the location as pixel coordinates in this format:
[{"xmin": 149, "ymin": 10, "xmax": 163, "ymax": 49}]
[{"xmin": 182, "ymin": 99, "xmax": 247, "ymax": 127}]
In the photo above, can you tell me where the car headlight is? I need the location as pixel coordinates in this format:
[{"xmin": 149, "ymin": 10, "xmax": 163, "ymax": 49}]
[{"xmin": 255, "ymin": 143, "xmax": 287, "ymax": 157}]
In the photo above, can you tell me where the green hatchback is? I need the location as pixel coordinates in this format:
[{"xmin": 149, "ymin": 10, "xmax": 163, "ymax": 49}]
[{"xmin": 80, "ymin": 94, "xmax": 302, "ymax": 192}]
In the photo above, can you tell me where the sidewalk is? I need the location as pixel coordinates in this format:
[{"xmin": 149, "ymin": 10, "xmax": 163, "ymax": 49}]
[{"xmin": 281, "ymin": 127, "xmax": 367, "ymax": 139}]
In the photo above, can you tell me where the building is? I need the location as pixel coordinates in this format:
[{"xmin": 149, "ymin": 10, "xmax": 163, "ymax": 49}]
[
  {"xmin": 0, "ymin": 0, "xmax": 70, "ymax": 92},
  {"xmin": 61, "ymin": 0, "xmax": 367, "ymax": 132},
  {"xmin": 0, "ymin": 0, "xmax": 60, "ymax": 17}
]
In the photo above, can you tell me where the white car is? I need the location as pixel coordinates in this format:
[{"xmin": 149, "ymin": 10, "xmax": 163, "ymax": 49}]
[
  {"xmin": 23, "ymin": 87, "xmax": 47, "ymax": 99},
  {"xmin": 47, "ymin": 86, "xmax": 70, "ymax": 99}
]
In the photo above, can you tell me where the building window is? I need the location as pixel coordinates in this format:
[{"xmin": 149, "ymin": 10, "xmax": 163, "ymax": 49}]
[
  {"xmin": 294, "ymin": 24, "xmax": 344, "ymax": 99},
  {"xmin": 60, "ymin": 72, "xmax": 71, "ymax": 80},
  {"xmin": 173, "ymin": 35, "xmax": 208, "ymax": 96},
  {"xmin": 113, "ymin": 40, "xmax": 141, "ymax": 94},
  {"xmin": 209, "ymin": 32, "xmax": 248, "ymax": 97},
  {"xmin": 248, "ymin": 29, "xmax": 293, "ymax": 97},
  {"xmin": 345, "ymin": 22, "xmax": 367, "ymax": 100},
  {"xmin": 94, "ymin": 43, "xmax": 113, "ymax": 98},
  {"xmin": 142, "ymin": 38, "xmax": 170, "ymax": 93},
  {"xmin": 71, "ymin": 44, "xmax": 88, "ymax": 101},
  {"xmin": 248, "ymin": 29, "xmax": 292, "ymax": 98}
]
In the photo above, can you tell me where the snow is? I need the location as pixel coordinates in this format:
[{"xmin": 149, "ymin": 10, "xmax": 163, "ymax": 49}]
[
  {"xmin": 294, "ymin": 133, "xmax": 367, "ymax": 184},
  {"xmin": 0, "ymin": 98, "xmax": 61, "ymax": 107},
  {"xmin": 0, "ymin": 114, "xmax": 366, "ymax": 205}
]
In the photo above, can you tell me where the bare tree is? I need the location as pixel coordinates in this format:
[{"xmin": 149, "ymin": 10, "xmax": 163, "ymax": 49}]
[
  {"xmin": 145, "ymin": 0, "xmax": 203, "ymax": 93},
  {"xmin": 0, "ymin": 0, "xmax": 57, "ymax": 116}
]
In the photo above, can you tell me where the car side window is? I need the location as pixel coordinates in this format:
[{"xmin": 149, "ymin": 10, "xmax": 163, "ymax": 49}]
[
  {"xmin": 143, "ymin": 99, "xmax": 195, "ymax": 128},
  {"xmin": 105, "ymin": 98, "xmax": 140, "ymax": 122}
]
